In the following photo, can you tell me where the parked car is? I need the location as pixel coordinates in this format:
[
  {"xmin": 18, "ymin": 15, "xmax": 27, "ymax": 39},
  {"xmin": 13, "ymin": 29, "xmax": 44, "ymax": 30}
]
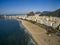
[{"xmin": 56, "ymin": 32, "xmax": 60, "ymax": 36}]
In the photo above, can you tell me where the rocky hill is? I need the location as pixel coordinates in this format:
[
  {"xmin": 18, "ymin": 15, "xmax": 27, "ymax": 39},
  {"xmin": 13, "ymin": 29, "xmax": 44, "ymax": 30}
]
[{"xmin": 40, "ymin": 9, "xmax": 60, "ymax": 17}]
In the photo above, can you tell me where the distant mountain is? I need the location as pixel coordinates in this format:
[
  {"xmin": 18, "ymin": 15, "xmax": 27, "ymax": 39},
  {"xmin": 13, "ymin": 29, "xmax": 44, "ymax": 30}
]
[
  {"xmin": 27, "ymin": 12, "xmax": 35, "ymax": 16},
  {"xmin": 51, "ymin": 9, "xmax": 60, "ymax": 17},
  {"xmin": 40, "ymin": 9, "xmax": 60, "ymax": 17},
  {"xmin": 35, "ymin": 12, "xmax": 41, "ymax": 14},
  {"xmin": 42, "ymin": 11, "xmax": 51, "ymax": 14}
]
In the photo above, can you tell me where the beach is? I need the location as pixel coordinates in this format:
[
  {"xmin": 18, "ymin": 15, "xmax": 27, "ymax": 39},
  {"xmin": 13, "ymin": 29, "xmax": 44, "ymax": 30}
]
[
  {"xmin": 21, "ymin": 20, "xmax": 48, "ymax": 45},
  {"xmin": 21, "ymin": 20, "xmax": 60, "ymax": 45}
]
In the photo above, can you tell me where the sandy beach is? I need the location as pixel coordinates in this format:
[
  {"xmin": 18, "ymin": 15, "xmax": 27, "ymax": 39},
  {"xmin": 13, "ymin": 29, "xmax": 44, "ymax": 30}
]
[{"xmin": 21, "ymin": 20, "xmax": 60, "ymax": 45}]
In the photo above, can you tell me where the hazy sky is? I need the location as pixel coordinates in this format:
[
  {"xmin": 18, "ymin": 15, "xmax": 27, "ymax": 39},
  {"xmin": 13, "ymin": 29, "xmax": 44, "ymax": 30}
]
[{"xmin": 0, "ymin": 0, "xmax": 60, "ymax": 14}]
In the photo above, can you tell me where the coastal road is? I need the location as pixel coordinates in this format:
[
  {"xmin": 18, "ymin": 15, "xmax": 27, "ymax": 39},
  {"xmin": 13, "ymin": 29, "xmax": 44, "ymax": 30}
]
[{"xmin": 20, "ymin": 20, "xmax": 60, "ymax": 45}]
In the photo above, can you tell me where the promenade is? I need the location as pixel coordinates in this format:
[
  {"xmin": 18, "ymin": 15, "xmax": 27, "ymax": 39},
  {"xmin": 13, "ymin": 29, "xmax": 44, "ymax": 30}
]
[{"xmin": 21, "ymin": 20, "xmax": 60, "ymax": 45}]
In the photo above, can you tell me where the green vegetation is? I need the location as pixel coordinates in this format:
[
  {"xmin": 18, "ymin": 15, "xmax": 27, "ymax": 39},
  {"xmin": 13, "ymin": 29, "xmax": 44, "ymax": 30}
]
[
  {"xmin": 21, "ymin": 19, "xmax": 59, "ymax": 34},
  {"xmin": 23, "ymin": 19, "xmax": 36, "ymax": 24},
  {"xmin": 40, "ymin": 9, "xmax": 60, "ymax": 17},
  {"xmin": 35, "ymin": 23, "xmax": 58, "ymax": 34},
  {"xmin": 20, "ymin": 8, "xmax": 60, "ymax": 35},
  {"xmin": 27, "ymin": 12, "xmax": 35, "ymax": 16},
  {"xmin": 28, "ymin": 20, "xmax": 36, "ymax": 24}
]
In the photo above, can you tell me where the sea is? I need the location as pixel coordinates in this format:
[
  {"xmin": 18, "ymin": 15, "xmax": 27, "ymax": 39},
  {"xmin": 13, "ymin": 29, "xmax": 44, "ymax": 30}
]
[{"xmin": 0, "ymin": 19, "xmax": 36, "ymax": 45}]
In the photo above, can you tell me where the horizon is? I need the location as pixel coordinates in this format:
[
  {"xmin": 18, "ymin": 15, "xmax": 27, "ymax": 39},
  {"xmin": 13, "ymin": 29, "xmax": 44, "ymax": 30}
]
[{"xmin": 0, "ymin": 0, "xmax": 60, "ymax": 14}]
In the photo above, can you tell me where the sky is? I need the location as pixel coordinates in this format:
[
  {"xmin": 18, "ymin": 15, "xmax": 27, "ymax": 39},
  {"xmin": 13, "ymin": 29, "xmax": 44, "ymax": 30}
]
[{"xmin": 0, "ymin": 0, "xmax": 60, "ymax": 14}]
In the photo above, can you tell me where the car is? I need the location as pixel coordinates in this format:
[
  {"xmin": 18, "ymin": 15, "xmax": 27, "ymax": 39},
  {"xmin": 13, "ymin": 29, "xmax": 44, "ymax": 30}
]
[{"xmin": 56, "ymin": 32, "xmax": 60, "ymax": 36}]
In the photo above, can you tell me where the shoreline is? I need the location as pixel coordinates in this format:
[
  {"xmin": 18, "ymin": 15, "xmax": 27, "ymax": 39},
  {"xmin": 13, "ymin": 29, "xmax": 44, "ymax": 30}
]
[
  {"xmin": 17, "ymin": 19, "xmax": 37, "ymax": 45},
  {"xmin": 25, "ymin": 27, "xmax": 38, "ymax": 45},
  {"xmin": 21, "ymin": 22, "xmax": 37, "ymax": 45},
  {"xmin": 29, "ymin": 32, "xmax": 38, "ymax": 45},
  {"xmin": 20, "ymin": 19, "xmax": 60, "ymax": 45},
  {"xmin": 20, "ymin": 20, "xmax": 48, "ymax": 45}
]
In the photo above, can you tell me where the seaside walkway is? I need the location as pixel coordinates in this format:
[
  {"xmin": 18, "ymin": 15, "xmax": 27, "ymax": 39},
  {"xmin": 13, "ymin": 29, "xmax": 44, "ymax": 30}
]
[{"xmin": 20, "ymin": 20, "xmax": 60, "ymax": 45}]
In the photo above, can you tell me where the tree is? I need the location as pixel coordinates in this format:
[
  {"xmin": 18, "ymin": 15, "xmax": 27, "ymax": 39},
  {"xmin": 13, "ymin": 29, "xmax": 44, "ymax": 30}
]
[{"xmin": 39, "ymin": 8, "xmax": 60, "ymax": 17}]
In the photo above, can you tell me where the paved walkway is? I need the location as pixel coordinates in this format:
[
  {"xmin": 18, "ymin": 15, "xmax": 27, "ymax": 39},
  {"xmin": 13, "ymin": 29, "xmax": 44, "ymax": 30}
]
[{"xmin": 21, "ymin": 20, "xmax": 60, "ymax": 45}]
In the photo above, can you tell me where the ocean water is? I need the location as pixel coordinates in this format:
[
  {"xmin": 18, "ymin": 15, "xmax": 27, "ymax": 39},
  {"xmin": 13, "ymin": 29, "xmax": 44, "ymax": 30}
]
[{"xmin": 0, "ymin": 19, "xmax": 30, "ymax": 45}]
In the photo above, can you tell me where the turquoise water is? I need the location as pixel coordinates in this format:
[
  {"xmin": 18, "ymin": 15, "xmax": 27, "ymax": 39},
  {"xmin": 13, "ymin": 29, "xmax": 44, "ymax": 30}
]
[{"xmin": 0, "ymin": 19, "xmax": 30, "ymax": 45}]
